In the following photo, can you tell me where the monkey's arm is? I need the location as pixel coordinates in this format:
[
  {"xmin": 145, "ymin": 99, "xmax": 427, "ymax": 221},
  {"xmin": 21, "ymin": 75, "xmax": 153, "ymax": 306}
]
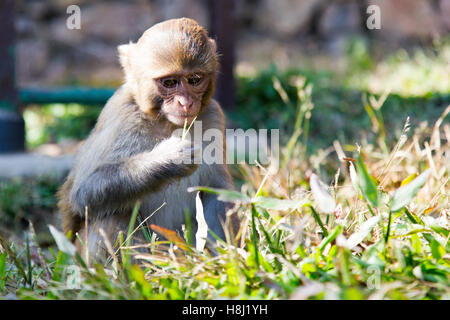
[{"xmin": 70, "ymin": 137, "xmax": 196, "ymax": 215}]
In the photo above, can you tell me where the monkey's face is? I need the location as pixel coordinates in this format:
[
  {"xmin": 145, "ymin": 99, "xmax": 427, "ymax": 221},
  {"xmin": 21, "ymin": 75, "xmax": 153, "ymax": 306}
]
[
  {"xmin": 118, "ymin": 18, "xmax": 218, "ymax": 126},
  {"xmin": 154, "ymin": 72, "xmax": 210, "ymax": 126}
]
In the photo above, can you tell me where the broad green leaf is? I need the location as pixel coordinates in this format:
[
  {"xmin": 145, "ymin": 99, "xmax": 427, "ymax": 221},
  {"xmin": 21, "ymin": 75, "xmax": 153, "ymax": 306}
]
[
  {"xmin": 310, "ymin": 173, "xmax": 336, "ymax": 214},
  {"xmin": 129, "ymin": 264, "xmax": 152, "ymax": 298},
  {"xmin": 429, "ymin": 225, "xmax": 449, "ymax": 238},
  {"xmin": 356, "ymin": 156, "xmax": 379, "ymax": 207},
  {"xmin": 417, "ymin": 261, "xmax": 449, "ymax": 283},
  {"xmin": 188, "ymin": 187, "xmax": 310, "ymax": 211},
  {"xmin": 188, "ymin": 186, "xmax": 252, "ymax": 204},
  {"xmin": 342, "ymin": 287, "xmax": 365, "ymax": 300},
  {"xmin": 390, "ymin": 169, "xmax": 431, "ymax": 212},
  {"xmin": 423, "ymin": 233, "xmax": 446, "ymax": 260},
  {"xmin": 410, "ymin": 234, "xmax": 422, "ymax": 254},
  {"xmin": 429, "ymin": 239, "xmax": 445, "ymax": 260},
  {"xmin": 48, "ymin": 225, "xmax": 76, "ymax": 256},
  {"xmin": 254, "ymin": 196, "xmax": 309, "ymax": 210}
]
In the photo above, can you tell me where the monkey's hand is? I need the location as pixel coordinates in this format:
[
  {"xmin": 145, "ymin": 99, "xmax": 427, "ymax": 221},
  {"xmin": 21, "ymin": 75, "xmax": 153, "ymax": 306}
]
[
  {"xmin": 71, "ymin": 136, "xmax": 199, "ymax": 215},
  {"xmin": 147, "ymin": 136, "xmax": 199, "ymax": 178}
]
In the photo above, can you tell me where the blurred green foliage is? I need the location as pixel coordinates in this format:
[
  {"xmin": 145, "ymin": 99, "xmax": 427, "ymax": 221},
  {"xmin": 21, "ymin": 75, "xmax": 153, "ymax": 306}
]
[
  {"xmin": 24, "ymin": 104, "xmax": 102, "ymax": 148},
  {"xmin": 232, "ymin": 66, "xmax": 449, "ymax": 151},
  {"xmin": 23, "ymin": 41, "xmax": 450, "ymax": 151},
  {"xmin": 345, "ymin": 36, "xmax": 374, "ymax": 72},
  {"xmin": 0, "ymin": 176, "xmax": 62, "ymax": 228},
  {"xmin": 345, "ymin": 38, "xmax": 450, "ymax": 96}
]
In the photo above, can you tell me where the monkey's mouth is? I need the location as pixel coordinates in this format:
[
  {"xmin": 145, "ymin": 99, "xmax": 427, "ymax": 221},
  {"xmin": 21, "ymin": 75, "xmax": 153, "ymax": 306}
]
[
  {"xmin": 166, "ymin": 113, "xmax": 197, "ymax": 125},
  {"xmin": 170, "ymin": 113, "xmax": 196, "ymax": 119}
]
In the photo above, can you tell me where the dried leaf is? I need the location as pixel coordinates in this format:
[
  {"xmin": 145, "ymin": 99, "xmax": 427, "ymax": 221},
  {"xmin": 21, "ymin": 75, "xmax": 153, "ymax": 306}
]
[
  {"xmin": 150, "ymin": 224, "xmax": 189, "ymax": 251},
  {"xmin": 423, "ymin": 204, "xmax": 437, "ymax": 215}
]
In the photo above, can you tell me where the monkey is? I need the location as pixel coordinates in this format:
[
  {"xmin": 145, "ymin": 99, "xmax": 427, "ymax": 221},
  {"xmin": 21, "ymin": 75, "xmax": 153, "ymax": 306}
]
[{"xmin": 57, "ymin": 18, "xmax": 235, "ymax": 258}]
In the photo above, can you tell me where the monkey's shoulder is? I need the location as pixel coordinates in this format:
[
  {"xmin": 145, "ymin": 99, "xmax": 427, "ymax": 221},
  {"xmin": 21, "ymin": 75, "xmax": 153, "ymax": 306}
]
[
  {"xmin": 204, "ymin": 99, "xmax": 224, "ymax": 116},
  {"xmin": 95, "ymin": 86, "xmax": 142, "ymax": 129},
  {"xmin": 72, "ymin": 96, "xmax": 153, "ymax": 172},
  {"xmin": 199, "ymin": 99, "xmax": 226, "ymax": 130}
]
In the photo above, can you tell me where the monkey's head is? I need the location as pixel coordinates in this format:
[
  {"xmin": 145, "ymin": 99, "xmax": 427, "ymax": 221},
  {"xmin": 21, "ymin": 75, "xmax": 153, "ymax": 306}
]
[{"xmin": 118, "ymin": 18, "xmax": 218, "ymax": 126}]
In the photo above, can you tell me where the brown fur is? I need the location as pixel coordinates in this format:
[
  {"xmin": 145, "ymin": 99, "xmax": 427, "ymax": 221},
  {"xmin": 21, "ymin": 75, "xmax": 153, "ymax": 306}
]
[{"xmin": 57, "ymin": 175, "xmax": 82, "ymax": 240}]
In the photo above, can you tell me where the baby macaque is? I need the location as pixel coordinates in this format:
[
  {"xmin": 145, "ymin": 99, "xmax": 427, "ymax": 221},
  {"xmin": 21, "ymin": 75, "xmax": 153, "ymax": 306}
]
[{"xmin": 57, "ymin": 18, "xmax": 233, "ymax": 257}]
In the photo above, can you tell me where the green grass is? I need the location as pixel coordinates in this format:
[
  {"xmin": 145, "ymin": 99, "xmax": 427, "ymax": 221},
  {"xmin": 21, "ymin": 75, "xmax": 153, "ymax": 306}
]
[
  {"xmin": 1, "ymin": 84, "xmax": 448, "ymax": 300},
  {"xmin": 0, "ymin": 43, "xmax": 449, "ymax": 300}
]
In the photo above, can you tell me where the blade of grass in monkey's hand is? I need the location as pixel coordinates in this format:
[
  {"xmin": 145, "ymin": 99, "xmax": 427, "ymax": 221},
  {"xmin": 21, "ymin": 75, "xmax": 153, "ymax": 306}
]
[
  {"xmin": 150, "ymin": 224, "xmax": 189, "ymax": 251},
  {"xmin": 182, "ymin": 116, "xmax": 197, "ymax": 140},
  {"xmin": 182, "ymin": 118, "xmax": 188, "ymax": 138}
]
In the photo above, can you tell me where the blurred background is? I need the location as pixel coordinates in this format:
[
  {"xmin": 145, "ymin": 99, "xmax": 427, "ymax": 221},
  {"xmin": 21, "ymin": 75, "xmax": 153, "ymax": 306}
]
[
  {"xmin": 15, "ymin": 0, "xmax": 450, "ymax": 87},
  {"xmin": 0, "ymin": 0, "xmax": 449, "ymax": 239},
  {"xmin": 12, "ymin": 0, "xmax": 449, "ymax": 148}
]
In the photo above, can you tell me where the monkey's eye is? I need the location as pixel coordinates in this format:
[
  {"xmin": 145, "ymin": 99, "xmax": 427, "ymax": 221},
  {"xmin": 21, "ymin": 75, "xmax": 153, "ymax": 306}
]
[
  {"xmin": 161, "ymin": 78, "xmax": 179, "ymax": 88},
  {"xmin": 187, "ymin": 74, "xmax": 204, "ymax": 86}
]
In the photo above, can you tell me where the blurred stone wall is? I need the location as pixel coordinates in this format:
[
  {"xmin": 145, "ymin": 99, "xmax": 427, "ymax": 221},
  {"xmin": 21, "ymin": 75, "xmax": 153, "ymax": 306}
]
[{"xmin": 15, "ymin": 0, "xmax": 450, "ymax": 87}]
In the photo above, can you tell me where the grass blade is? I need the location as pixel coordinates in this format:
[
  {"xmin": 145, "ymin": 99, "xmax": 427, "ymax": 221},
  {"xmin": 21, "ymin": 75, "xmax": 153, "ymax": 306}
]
[
  {"xmin": 0, "ymin": 252, "xmax": 6, "ymax": 292},
  {"xmin": 356, "ymin": 155, "xmax": 379, "ymax": 208},
  {"xmin": 126, "ymin": 201, "xmax": 141, "ymax": 247},
  {"xmin": 250, "ymin": 205, "xmax": 260, "ymax": 267},
  {"xmin": 188, "ymin": 186, "xmax": 252, "ymax": 204},
  {"xmin": 310, "ymin": 206, "xmax": 329, "ymax": 237}
]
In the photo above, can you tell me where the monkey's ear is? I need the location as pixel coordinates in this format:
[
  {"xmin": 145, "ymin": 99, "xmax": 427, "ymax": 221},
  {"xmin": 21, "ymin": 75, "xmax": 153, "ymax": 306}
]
[
  {"xmin": 118, "ymin": 42, "xmax": 136, "ymax": 70},
  {"xmin": 208, "ymin": 38, "xmax": 217, "ymax": 53}
]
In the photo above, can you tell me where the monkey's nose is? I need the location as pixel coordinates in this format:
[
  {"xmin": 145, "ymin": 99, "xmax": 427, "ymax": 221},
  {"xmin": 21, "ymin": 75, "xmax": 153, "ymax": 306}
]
[{"xmin": 176, "ymin": 96, "xmax": 193, "ymax": 112}]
